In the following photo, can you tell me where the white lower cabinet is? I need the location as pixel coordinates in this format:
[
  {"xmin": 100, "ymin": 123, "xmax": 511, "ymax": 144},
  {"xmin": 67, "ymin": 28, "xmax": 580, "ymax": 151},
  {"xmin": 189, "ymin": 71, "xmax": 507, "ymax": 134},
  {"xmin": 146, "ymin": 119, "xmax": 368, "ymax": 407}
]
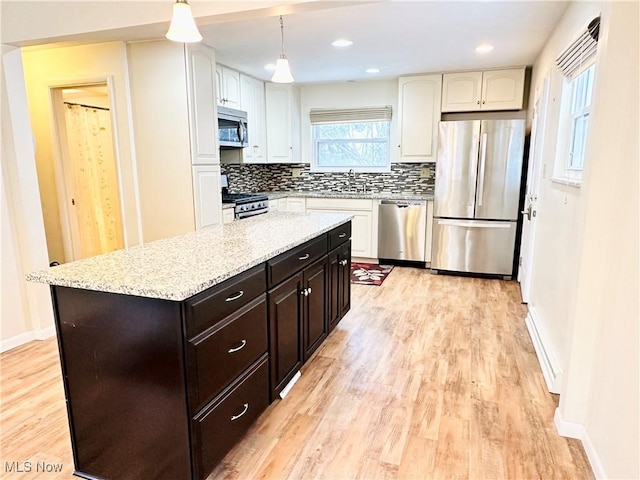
[
  {"xmin": 222, "ymin": 208, "xmax": 235, "ymax": 224},
  {"xmin": 268, "ymin": 198, "xmax": 288, "ymax": 211},
  {"xmin": 192, "ymin": 165, "xmax": 222, "ymax": 229},
  {"xmin": 306, "ymin": 198, "xmax": 377, "ymax": 259},
  {"xmin": 284, "ymin": 197, "xmax": 306, "ymax": 213}
]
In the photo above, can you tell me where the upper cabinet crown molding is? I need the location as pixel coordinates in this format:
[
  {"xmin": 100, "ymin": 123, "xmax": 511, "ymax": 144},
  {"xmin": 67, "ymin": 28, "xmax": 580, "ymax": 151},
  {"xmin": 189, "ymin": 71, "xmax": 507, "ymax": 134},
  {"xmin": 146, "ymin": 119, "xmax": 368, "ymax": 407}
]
[
  {"xmin": 441, "ymin": 67, "xmax": 525, "ymax": 112},
  {"xmin": 396, "ymin": 74, "xmax": 443, "ymax": 163}
]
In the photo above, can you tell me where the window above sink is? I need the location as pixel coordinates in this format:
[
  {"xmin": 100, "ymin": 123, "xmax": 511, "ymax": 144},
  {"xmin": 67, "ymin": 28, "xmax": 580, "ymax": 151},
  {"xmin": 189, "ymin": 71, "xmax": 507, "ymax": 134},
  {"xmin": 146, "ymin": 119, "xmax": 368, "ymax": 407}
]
[{"xmin": 310, "ymin": 107, "xmax": 392, "ymax": 173}]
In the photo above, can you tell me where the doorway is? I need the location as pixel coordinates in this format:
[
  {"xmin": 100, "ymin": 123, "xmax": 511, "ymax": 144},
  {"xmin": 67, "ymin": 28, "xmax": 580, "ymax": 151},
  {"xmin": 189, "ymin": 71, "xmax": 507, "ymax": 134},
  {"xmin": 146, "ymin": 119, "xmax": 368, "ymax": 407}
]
[
  {"xmin": 518, "ymin": 74, "xmax": 550, "ymax": 302},
  {"xmin": 51, "ymin": 83, "xmax": 124, "ymax": 261}
]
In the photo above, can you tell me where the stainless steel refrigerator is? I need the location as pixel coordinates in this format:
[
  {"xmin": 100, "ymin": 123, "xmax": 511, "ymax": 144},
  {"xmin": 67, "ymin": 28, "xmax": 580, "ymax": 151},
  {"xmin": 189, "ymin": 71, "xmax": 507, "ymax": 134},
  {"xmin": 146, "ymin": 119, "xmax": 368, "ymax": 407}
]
[{"xmin": 431, "ymin": 119, "xmax": 525, "ymax": 278}]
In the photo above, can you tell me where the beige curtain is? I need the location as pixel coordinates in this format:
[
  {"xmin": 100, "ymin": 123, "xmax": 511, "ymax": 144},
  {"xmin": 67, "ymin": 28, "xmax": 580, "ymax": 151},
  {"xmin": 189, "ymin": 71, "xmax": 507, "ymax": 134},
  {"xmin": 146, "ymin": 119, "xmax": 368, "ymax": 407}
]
[{"xmin": 64, "ymin": 103, "xmax": 123, "ymax": 258}]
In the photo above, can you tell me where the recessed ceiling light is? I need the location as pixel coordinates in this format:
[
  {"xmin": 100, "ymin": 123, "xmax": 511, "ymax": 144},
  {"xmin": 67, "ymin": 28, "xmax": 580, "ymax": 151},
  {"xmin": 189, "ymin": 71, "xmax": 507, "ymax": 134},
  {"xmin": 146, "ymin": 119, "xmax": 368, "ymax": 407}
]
[
  {"xmin": 366, "ymin": 68, "xmax": 380, "ymax": 74},
  {"xmin": 331, "ymin": 39, "xmax": 353, "ymax": 48},
  {"xmin": 264, "ymin": 63, "xmax": 276, "ymax": 71},
  {"xmin": 475, "ymin": 44, "xmax": 495, "ymax": 54}
]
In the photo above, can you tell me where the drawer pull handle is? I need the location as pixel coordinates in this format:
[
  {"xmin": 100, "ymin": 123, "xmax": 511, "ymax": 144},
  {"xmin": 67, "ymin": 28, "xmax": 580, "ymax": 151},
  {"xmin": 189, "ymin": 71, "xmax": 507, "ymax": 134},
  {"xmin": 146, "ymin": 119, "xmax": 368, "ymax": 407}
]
[
  {"xmin": 225, "ymin": 291, "xmax": 244, "ymax": 302},
  {"xmin": 230, "ymin": 403, "xmax": 249, "ymax": 421},
  {"xmin": 298, "ymin": 253, "xmax": 310, "ymax": 261},
  {"xmin": 338, "ymin": 233, "xmax": 347, "ymax": 238},
  {"xmin": 227, "ymin": 340, "xmax": 247, "ymax": 353}
]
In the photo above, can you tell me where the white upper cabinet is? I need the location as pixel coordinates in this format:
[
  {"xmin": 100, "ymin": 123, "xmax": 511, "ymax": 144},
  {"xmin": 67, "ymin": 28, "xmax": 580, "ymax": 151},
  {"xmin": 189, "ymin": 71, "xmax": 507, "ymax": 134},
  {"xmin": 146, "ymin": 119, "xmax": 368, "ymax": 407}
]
[
  {"xmin": 396, "ymin": 74, "xmax": 443, "ymax": 163},
  {"xmin": 480, "ymin": 69, "xmax": 526, "ymax": 111},
  {"xmin": 265, "ymin": 83, "xmax": 301, "ymax": 163},
  {"xmin": 186, "ymin": 44, "xmax": 219, "ymax": 165},
  {"xmin": 240, "ymin": 74, "xmax": 267, "ymax": 163},
  {"xmin": 441, "ymin": 71, "xmax": 483, "ymax": 112},
  {"xmin": 441, "ymin": 68, "xmax": 525, "ymax": 112},
  {"xmin": 215, "ymin": 65, "xmax": 241, "ymax": 109}
]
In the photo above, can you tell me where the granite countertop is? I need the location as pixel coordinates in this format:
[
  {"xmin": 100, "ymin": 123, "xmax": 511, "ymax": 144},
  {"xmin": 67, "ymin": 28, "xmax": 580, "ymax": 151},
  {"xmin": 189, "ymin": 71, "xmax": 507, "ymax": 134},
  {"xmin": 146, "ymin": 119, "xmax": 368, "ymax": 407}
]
[
  {"xmin": 26, "ymin": 212, "xmax": 352, "ymax": 301},
  {"xmin": 260, "ymin": 191, "xmax": 434, "ymax": 201}
]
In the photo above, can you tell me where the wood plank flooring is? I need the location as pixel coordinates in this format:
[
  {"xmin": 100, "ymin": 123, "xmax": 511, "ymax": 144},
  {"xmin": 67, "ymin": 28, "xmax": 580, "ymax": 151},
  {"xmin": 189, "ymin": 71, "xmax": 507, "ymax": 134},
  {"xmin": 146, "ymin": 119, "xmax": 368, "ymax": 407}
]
[{"xmin": 0, "ymin": 267, "xmax": 593, "ymax": 479}]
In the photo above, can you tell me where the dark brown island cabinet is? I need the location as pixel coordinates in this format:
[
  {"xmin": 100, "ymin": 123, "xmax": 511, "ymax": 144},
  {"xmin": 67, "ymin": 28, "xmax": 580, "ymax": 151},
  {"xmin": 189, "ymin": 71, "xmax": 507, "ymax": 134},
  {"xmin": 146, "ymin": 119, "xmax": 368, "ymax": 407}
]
[{"xmin": 49, "ymin": 221, "xmax": 351, "ymax": 480}]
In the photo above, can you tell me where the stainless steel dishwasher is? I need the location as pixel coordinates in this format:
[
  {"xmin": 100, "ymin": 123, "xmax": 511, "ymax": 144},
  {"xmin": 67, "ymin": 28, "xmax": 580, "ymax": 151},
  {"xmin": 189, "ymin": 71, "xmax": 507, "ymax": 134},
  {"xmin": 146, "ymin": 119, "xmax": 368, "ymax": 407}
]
[{"xmin": 377, "ymin": 200, "xmax": 427, "ymax": 263}]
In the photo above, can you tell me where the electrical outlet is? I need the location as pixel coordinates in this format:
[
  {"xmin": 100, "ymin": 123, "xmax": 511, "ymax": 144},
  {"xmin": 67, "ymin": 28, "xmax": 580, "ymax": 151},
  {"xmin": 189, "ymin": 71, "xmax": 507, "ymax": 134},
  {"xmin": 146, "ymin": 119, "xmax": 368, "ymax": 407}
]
[
  {"xmin": 291, "ymin": 168, "xmax": 302, "ymax": 177},
  {"xmin": 420, "ymin": 165, "xmax": 432, "ymax": 178}
]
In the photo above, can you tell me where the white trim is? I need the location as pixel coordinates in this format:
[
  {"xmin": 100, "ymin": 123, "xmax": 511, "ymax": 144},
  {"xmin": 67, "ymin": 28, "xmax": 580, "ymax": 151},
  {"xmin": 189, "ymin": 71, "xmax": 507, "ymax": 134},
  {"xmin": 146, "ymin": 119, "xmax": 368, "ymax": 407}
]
[
  {"xmin": 554, "ymin": 408, "xmax": 606, "ymax": 479},
  {"xmin": 1, "ymin": 326, "xmax": 56, "ymax": 353},
  {"xmin": 524, "ymin": 306, "xmax": 562, "ymax": 393},
  {"xmin": 279, "ymin": 370, "xmax": 301, "ymax": 399}
]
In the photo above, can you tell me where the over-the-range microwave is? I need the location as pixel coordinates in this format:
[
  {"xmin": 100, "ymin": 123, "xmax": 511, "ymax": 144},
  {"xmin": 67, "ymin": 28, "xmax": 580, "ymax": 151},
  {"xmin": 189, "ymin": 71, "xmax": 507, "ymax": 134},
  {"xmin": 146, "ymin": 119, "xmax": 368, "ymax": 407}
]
[{"xmin": 218, "ymin": 106, "xmax": 248, "ymax": 149}]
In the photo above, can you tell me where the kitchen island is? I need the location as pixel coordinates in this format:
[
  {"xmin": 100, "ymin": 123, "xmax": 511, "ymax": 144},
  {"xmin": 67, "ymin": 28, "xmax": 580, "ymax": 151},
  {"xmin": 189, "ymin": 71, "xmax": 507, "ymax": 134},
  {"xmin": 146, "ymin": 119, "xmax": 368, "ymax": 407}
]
[{"xmin": 27, "ymin": 212, "xmax": 352, "ymax": 480}]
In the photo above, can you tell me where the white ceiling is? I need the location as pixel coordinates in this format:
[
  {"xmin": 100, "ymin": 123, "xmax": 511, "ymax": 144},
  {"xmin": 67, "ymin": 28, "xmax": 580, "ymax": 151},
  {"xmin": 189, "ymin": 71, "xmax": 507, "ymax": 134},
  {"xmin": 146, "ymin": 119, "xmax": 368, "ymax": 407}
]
[
  {"xmin": 4, "ymin": 1, "xmax": 570, "ymax": 85},
  {"xmin": 203, "ymin": 1, "xmax": 570, "ymax": 83}
]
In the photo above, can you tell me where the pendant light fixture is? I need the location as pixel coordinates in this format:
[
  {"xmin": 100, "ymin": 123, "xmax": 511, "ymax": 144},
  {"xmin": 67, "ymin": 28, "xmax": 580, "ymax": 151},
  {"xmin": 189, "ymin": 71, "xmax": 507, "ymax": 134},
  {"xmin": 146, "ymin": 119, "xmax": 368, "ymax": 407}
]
[
  {"xmin": 271, "ymin": 15, "xmax": 294, "ymax": 83},
  {"xmin": 166, "ymin": 0, "xmax": 202, "ymax": 43}
]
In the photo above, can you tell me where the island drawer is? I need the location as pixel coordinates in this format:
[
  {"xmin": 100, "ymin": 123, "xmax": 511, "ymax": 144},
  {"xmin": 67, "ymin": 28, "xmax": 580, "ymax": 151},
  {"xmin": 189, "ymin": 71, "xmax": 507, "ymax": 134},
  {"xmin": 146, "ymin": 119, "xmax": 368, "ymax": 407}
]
[
  {"xmin": 328, "ymin": 222, "xmax": 352, "ymax": 250},
  {"xmin": 192, "ymin": 354, "xmax": 269, "ymax": 480},
  {"xmin": 185, "ymin": 264, "xmax": 266, "ymax": 337},
  {"xmin": 187, "ymin": 295, "xmax": 268, "ymax": 413},
  {"xmin": 267, "ymin": 234, "xmax": 327, "ymax": 287}
]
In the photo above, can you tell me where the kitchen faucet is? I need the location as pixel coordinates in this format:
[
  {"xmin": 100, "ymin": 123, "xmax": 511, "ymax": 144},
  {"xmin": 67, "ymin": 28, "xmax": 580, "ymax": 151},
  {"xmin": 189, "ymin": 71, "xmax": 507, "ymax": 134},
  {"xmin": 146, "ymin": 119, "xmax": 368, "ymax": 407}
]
[{"xmin": 347, "ymin": 168, "xmax": 356, "ymax": 192}]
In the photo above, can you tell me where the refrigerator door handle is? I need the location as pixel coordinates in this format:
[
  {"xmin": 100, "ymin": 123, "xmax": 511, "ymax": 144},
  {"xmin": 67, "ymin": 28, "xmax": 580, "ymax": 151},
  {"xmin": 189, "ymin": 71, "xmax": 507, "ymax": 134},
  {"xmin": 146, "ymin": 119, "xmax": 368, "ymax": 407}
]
[
  {"xmin": 436, "ymin": 219, "xmax": 512, "ymax": 229},
  {"xmin": 469, "ymin": 134, "xmax": 480, "ymax": 208},
  {"xmin": 477, "ymin": 133, "xmax": 488, "ymax": 207}
]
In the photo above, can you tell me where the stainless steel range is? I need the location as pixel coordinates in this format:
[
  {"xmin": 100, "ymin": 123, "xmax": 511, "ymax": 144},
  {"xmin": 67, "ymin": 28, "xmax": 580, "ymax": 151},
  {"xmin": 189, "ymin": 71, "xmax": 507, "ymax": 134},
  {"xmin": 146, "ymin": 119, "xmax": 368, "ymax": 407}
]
[{"xmin": 222, "ymin": 193, "xmax": 269, "ymax": 219}]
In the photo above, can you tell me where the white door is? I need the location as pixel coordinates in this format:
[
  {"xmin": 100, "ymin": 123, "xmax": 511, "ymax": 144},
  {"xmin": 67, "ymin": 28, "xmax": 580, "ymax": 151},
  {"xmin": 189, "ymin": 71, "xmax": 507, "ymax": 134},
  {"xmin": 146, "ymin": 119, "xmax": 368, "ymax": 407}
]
[
  {"xmin": 55, "ymin": 86, "xmax": 125, "ymax": 262},
  {"xmin": 518, "ymin": 74, "xmax": 549, "ymax": 302}
]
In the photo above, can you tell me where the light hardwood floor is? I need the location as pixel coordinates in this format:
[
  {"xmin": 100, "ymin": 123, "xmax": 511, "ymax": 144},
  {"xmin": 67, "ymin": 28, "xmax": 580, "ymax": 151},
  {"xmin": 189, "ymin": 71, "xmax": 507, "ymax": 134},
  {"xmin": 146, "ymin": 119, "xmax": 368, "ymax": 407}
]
[{"xmin": 0, "ymin": 267, "xmax": 593, "ymax": 479}]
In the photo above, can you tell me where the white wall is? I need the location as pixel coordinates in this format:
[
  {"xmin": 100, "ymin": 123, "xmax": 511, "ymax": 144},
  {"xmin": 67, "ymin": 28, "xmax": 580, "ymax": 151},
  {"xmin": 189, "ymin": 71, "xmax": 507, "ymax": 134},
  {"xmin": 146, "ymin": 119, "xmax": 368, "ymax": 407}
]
[
  {"xmin": 127, "ymin": 40, "xmax": 195, "ymax": 242},
  {"xmin": 1, "ymin": 46, "xmax": 55, "ymax": 351},
  {"xmin": 526, "ymin": 1, "xmax": 603, "ymax": 380},
  {"xmin": 21, "ymin": 42, "xmax": 143, "ymax": 262},
  {"xmin": 300, "ymin": 80, "xmax": 399, "ymax": 164},
  {"xmin": 528, "ymin": 1, "xmax": 639, "ymax": 478}
]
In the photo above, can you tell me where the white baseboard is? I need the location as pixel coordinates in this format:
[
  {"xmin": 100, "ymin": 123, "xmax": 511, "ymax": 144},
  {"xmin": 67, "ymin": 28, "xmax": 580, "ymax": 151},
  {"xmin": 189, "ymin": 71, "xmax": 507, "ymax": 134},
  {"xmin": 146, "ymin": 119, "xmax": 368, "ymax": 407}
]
[
  {"xmin": 524, "ymin": 306, "xmax": 562, "ymax": 393},
  {"xmin": 352, "ymin": 257, "xmax": 378, "ymax": 264},
  {"xmin": 554, "ymin": 408, "xmax": 606, "ymax": 479},
  {"xmin": 1, "ymin": 326, "xmax": 56, "ymax": 353}
]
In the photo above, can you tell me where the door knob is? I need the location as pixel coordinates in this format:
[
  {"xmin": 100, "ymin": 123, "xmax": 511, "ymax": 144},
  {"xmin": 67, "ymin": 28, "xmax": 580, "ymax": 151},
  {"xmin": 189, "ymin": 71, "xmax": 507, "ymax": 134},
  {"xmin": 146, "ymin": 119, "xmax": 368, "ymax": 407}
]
[{"xmin": 521, "ymin": 204, "xmax": 533, "ymax": 221}]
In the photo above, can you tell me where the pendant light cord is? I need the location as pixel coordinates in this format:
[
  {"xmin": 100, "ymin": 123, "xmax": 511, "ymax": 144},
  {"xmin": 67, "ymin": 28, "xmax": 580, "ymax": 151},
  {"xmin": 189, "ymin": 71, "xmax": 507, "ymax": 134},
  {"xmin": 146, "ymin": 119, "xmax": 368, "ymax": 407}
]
[{"xmin": 279, "ymin": 15, "xmax": 286, "ymax": 56}]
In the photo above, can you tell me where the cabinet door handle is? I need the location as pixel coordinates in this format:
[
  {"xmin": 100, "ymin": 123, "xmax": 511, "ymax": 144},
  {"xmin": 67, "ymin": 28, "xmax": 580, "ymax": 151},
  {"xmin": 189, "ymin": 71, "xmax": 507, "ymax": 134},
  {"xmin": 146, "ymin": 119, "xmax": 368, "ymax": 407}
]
[
  {"xmin": 227, "ymin": 339, "xmax": 247, "ymax": 353},
  {"xmin": 298, "ymin": 253, "xmax": 310, "ymax": 261},
  {"xmin": 340, "ymin": 259, "xmax": 348, "ymax": 266},
  {"xmin": 300, "ymin": 288, "xmax": 307, "ymax": 296},
  {"xmin": 338, "ymin": 233, "xmax": 347, "ymax": 238},
  {"xmin": 225, "ymin": 290, "xmax": 244, "ymax": 302},
  {"xmin": 307, "ymin": 287, "xmax": 312, "ymax": 295},
  {"xmin": 482, "ymin": 100, "xmax": 486, "ymax": 104},
  {"xmin": 230, "ymin": 403, "xmax": 249, "ymax": 421}
]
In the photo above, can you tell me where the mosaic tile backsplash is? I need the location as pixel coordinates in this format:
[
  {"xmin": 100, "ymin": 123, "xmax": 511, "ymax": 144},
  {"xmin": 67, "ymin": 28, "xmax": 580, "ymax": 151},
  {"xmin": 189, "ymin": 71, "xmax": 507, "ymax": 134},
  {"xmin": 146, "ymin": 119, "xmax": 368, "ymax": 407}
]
[{"xmin": 223, "ymin": 163, "xmax": 435, "ymax": 195}]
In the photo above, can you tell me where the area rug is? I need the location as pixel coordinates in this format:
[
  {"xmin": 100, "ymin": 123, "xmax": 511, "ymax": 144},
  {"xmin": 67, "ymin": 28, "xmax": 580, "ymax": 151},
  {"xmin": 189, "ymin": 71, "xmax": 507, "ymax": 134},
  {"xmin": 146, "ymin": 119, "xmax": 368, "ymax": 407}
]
[{"xmin": 350, "ymin": 262, "xmax": 394, "ymax": 286}]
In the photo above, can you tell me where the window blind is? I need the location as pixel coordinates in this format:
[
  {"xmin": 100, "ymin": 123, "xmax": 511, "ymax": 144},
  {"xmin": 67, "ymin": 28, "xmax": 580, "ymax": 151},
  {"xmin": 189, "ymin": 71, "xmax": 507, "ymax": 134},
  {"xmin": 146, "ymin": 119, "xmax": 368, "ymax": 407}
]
[
  {"xmin": 309, "ymin": 106, "xmax": 392, "ymax": 124},
  {"xmin": 556, "ymin": 16, "xmax": 600, "ymax": 78}
]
